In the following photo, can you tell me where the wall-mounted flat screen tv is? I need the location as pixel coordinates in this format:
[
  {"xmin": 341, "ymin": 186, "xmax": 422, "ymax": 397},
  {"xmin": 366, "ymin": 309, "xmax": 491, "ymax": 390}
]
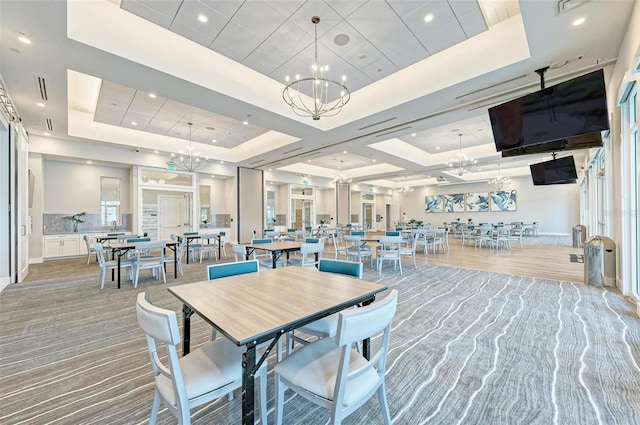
[
  {"xmin": 530, "ymin": 155, "xmax": 578, "ymax": 185},
  {"xmin": 489, "ymin": 69, "xmax": 609, "ymax": 154},
  {"xmin": 501, "ymin": 131, "xmax": 603, "ymax": 157}
]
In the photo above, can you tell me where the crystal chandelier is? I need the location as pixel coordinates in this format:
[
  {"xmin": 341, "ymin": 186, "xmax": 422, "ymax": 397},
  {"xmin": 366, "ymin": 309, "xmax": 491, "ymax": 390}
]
[
  {"xmin": 489, "ymin": 164, "xmax": 511, "ymax": 190},
  {"xmin": 446, "ymin": 133, "xmax": 477, "ymax": 176},
  {"xmin": 167, "ymin": 122, "xmax": 209, "ymax": 172},
  {"xmin": 283, "ymin": 16, "xmax": 350, "ymax": 120}
]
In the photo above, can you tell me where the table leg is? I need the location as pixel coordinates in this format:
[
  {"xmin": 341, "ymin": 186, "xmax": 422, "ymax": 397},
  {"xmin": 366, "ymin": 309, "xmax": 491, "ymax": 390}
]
[
  {"xmin": 218, "ymin": 234, "xmax": 222, "ymax": 259},
  {"xmin": 117, "ymin": 251, "xmax": 121, "ymax": 289},
  {"xmin": 181, "ymin": 304, "xmax": 193, "ymax": 356},
  {"xmin": 242, "ymin": 343, "xmax": 257, "ymax": 425},
  {"xmin": 186, "ymin": 239, "xmax": 190, "ymax": 264},
  {"xmin": 272, "ymin": 252, "xmax": 277, "ymax": 269},
  {"xmin": 111, "ymin": 248, "xmax": 116, "ymax": 280},
  {"xmin": 174, "ymin": 245, "xmax": 178, "ymax": 278},
  {"xmin": 361, "ymin": 297, "xmax": 375, "ymax": 359}
]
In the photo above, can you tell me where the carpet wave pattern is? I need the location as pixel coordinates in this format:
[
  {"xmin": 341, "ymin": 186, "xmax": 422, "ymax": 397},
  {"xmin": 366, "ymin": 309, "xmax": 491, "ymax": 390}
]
[{"xmin": 0, "ymin": 258, "xmax": 639, "ymax": 424}]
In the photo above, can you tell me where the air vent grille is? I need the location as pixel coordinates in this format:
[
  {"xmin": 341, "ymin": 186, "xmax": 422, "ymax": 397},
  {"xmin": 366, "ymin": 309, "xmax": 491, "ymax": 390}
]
[
  {"xmin": 357, "ymin": 117, "xmax": 396, "ymax": 131},
  {"xmin": 45, "ymin": 118, "xmax": 54, "ymax": 132},
  {"xmin": 282, "ymin": 146, "xmax": 303, "ymax": 155},
  {"xmin": 37, "ymin": 76, "xmax": 48, "ymax": 101},
  {"xmin": 375, "ymin": 126, "xmax": 412, "ymax": 137},
  {"xmin": 554, "ymin": 0, "xmax": 590, "ymax": 15}
]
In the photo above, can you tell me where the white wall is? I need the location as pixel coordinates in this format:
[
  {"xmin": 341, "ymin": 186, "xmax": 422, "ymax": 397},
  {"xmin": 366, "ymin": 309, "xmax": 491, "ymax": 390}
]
[
  {"xmin": 393, "ymin": 176, "xmax": 579, "ymax": 234},
  {"xmin": 0, "ymin": 114, "xmax": 9, "ymax": 283},
  {"xmin": 43, "ymin": 160, "xmax": 131, "ymax": 214}
]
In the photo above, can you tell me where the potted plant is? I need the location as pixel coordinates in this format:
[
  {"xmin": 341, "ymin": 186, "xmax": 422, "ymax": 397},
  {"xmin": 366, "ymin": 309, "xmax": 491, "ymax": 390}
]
[{"xmin": 63, "ymin": 212, "xmax": 86, "ymax": 233}]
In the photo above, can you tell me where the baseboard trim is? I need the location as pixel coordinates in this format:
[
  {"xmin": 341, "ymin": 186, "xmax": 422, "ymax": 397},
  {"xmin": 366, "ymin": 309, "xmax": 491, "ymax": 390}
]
[
  {"xmin": 29, "ymin": 257, "xmax": 44, "ymax": 264},
  {"xmin": 0, "ymin": 277, "xmax": 11, "ymax": 285}
]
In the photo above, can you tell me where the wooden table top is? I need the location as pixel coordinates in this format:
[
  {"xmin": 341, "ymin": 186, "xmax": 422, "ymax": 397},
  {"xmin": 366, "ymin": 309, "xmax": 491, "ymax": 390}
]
[
  {"xmin": 245, "ymin": 241, "xmax": 304, "ymax": 251},
  {"xmin": 168, "ymin": 267, "xmax": 386, "ymax": 346},
  {"xmin": 107, "ymin": 239, "xmax": 178, "ymax": 249}
]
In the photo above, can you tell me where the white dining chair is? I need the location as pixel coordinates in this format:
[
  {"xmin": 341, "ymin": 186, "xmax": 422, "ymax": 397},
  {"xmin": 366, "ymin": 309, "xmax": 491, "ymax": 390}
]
[
  {"xmin": 274, "ymin": 290, "xmax": 398, "ymax": 425},
  {"xmin": 132, "ymin": 241, "xmax": 166, "ymax": 288},
  {"xmin": 94, "ymin": 242, "xmax": 133, "ymax": 289},
  {"xmin": 136, "ymin": 293, "xmax": 268, "ymax": 425},
  {"xmin": 376, "ymin": 236, "xmax": 403, "ymax": 275}
]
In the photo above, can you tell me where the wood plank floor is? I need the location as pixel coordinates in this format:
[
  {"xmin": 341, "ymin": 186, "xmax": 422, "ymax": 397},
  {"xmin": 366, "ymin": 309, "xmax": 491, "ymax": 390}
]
[{"xmin": 330, "ymin": 233, "xmax": 585, "ymax": 284}]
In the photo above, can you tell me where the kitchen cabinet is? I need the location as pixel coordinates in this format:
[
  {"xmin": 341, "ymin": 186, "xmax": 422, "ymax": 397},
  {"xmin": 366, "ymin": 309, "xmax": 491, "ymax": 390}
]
[{"xmin": 44, "ymin": 234, "xmax": 81, "ymax": 258}]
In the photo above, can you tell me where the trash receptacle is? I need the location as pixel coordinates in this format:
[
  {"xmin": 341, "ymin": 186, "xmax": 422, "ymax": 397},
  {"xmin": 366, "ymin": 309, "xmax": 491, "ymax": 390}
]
[
  {"xmin": 573, "ymin": 225, "xmax": 586, "ymax": 247},
  {"xmin": 584, "ymin": 236, "xmax": 616, "ymax": 287}
]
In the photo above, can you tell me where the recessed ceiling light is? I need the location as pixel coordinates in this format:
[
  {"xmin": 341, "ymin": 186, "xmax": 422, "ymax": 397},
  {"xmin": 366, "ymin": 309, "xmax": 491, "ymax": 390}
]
[
  {"xmin": 424, "ymin": 14, "xmax": 434, "ymax": 23},
  {"xmin": 43, "ymin": 132, "xmax": 50, "ymax": 136},
  {"xmin": 220, "ymin": 161, "xmax": 224, "ymax": 164},
  {"xmin": 211, "ymin": 175, "xmax": 215, "ymax": 178},
  {"xmin": 243, "ymin": 121, "xmax": 248, "ymax": 125},
  {"xmin": 86, "ymin": 161, "xmax": 92, "ymax": 164},
  {"xmin": 153, "ymin": 150, "xmax": 159, "ymax": 154},
  {"xmin": 36, "ymin": 102, "xmax": 45, "ymax": 107},
  {"xmin": 573, "ymin": 17, "xmax": 585, "ymax": 26},
  {"xmin": 131, "ymin": 121, "xmax": 137, "ymax": 126},
  {"xmin": 373, "ymin": 159, "xmax": 376, "ymax": 162},
  {"xmin": 411, "ymin": 133, "xmax": 416, "ymax": 137},
  {"xmin": 268, "ymin": 169, "xmax": 272, "ymax": 172},
  {"xmin": 211, "ymin": 139, "xmax": 217, "ymax": 143},
  {"xmin": 149, "ymin": 93, "xmax": 157, "ymax": 98},
  {"xmin": 18, "ymin": 34, "xmax": 31, "ymax": 44},
  {"xmin": 343, "ymin": 150, "xmax": 347, "ymax": 154},
  {"xmin": 307, "ymin": 160, "xmax": 311, "ymax": 163},
  {"xmin": 436, "ymin": 146, "xmax": 440, "ymax": 150},
  {"xmin": 198, "ymin": 14, "xmax": 208, "ymax": 23}
]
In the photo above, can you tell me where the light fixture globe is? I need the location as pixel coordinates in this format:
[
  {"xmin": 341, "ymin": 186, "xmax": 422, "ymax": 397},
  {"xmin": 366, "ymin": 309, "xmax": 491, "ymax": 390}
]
[{"xmin": 283, "ymin": 16, "xmax": 350, "ymax": 120}]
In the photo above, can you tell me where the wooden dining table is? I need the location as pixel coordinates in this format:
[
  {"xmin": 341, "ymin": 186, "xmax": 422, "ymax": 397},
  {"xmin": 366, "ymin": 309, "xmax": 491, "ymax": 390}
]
[
  {"xmin": 244, "ymin": 240, "xmax": 305, "ymax": 268},
  {"xmin": 168, "ymin": 266, "xmax": 386, "ymax": 425},
  {"xmin": 183, "ymin": 233, "xmax": 222, "ymax": 264}
]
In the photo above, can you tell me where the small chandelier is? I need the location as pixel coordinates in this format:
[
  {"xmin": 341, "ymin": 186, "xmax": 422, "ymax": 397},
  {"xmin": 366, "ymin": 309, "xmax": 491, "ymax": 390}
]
[
  {"xmin": 489, "ymin": 164, "xmax": 511, "ymax": 190},
  {"xmin": 283, "ymin": 16, "xmax": 350, "ymax": 120},
  {"xmin": 333, "ymin": 161, "xmax": 352, "ymax": 184},
  {"xmin": 398, "ymin": 186, "xmax": 414, "ymax": 197},
  {"xmin": 167, "ymin": 122, "xmax": 209, "ymax": 172},
  {"xmin": 446, "ymin": 133, "xmax": 477, "ymax": 176},
  {"xmin": 398, "ymin": 177, "xmax": 414, "ymax": 197}
]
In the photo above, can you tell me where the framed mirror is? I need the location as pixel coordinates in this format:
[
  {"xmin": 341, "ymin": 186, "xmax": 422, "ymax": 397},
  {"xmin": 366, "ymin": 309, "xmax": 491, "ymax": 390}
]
[{"xmin": 100, "ymin": 177, "xmax": 121, "ymax": 226}]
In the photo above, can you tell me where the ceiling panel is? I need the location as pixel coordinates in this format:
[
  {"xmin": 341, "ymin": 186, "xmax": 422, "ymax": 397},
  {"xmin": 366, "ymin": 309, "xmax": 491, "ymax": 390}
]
[
  {"xmin": 231, "ymin": 2, "xmax": 288, "ymax": 38},
  {"xmin": 200, "ymin": 0, "xmax": 244, "ymax": 19},
  {"xmin": 210, "ymin": 20, "xmax": 263, "ymax": 62},
  {"xmin": 119, "ymin": 0, "xmax": 175, "ymax": 27}
]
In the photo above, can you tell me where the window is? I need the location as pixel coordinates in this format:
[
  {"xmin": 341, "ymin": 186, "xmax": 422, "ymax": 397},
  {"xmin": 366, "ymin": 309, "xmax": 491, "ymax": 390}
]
[
  {"xmin": 620, "ymin": 82, "xmax": 639, "ymax": 298},
  {"xmin": 100, "ymin": 177, "xmax": 120, "ymax": 226}
]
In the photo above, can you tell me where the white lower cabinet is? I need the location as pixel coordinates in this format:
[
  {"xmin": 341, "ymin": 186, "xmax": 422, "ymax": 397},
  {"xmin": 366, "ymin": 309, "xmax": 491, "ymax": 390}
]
[{"xmin": 44, "ymin": 235, "xmax": 81, "ymax": 258}]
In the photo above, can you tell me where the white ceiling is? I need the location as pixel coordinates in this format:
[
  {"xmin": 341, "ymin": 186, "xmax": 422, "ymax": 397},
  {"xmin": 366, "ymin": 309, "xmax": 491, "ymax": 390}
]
[{"xmin": 0, "ymin": 0, "xmax": 635, "ymax": 188}]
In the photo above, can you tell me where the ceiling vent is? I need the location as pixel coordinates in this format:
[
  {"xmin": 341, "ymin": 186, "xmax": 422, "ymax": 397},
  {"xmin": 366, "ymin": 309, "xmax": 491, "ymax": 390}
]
[
  {"xmin": 357, "ymin": 117, "xmax": 397, "ymax": 131},
  {"xmin": 45, "ymin": 118, "xmax": 54, "ymax": 132},
  {"xmin": 554, "ymin": 0, "xmax": 590, "ymax": 15},
  {"xmin": 37, "ymin": 76, "xmax": 48, "ymax": 101},
  {"xmin": 282, "ymin": 146, "xmax": 303, "ymax": 155}
]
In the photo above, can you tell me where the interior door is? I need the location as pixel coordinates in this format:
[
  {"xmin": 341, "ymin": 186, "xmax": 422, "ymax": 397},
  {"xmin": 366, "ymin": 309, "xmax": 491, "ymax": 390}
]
[
  {"xmin": 159, "ymin": 196, "xmax": 184, "ymax": 240},
  {"xmin": 362, "ymin": 203, "xmax": 374, "ymax": 230}
]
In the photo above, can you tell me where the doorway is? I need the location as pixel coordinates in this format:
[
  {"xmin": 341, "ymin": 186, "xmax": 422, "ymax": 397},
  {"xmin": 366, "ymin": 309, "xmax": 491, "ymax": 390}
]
[
  {"xmin": 159, "ymin": 196, "xmax": 185, "ymax": 240},
  {"xmin": 362, "ymin": 203, "xmax": 374, "ymax": 230},
  {"xmin": 291, "ymin": 198, "xmax": 314, "ymax": 229}
]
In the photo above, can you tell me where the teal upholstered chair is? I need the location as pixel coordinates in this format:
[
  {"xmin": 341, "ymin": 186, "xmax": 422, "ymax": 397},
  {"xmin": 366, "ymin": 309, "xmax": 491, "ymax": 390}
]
[
  {"xmin": 207, "ymin": 260, "xmax": 259, "ymax": 280},
  {"xmin": 206, "ymin": 260, "xmax": 282, "ymax": 363},
  {"xmin": 287, "ymin": 258, "xmax": 363, "ymax": 354},
  {"xmin": 318, "ymin": 258, "xmax": 363, "ymax": 278}
]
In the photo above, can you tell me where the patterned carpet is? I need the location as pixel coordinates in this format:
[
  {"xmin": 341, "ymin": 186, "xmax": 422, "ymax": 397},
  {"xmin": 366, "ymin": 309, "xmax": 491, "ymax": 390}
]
[{"xmin": 1, "ymin": 257, "xmax": 639, "ymax": 424}]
